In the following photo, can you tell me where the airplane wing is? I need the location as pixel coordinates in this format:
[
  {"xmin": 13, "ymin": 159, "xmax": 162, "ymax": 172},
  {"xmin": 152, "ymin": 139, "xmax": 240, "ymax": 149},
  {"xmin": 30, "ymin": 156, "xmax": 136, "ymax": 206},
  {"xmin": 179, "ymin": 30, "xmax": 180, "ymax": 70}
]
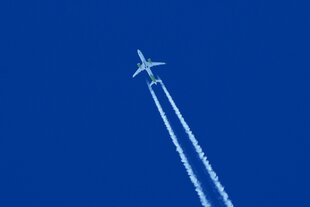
[
  {"xmin": 149, "ymin": 62, "xmax": 166, "ymax": 67},
  {"xmin": 132, "ymin": 67, "xmax": 143, "ymax": 78}
]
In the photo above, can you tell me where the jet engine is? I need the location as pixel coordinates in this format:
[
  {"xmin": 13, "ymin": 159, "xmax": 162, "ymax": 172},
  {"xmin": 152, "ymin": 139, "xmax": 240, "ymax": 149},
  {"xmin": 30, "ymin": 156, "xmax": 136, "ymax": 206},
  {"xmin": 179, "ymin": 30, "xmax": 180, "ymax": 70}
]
[
  {"xmin": 148, "ymin": 58, "xmax": 152, "ymax": 63},
  {"xmin": 137, "ymin": 63, "xmax": 141, "ymax": 67}
]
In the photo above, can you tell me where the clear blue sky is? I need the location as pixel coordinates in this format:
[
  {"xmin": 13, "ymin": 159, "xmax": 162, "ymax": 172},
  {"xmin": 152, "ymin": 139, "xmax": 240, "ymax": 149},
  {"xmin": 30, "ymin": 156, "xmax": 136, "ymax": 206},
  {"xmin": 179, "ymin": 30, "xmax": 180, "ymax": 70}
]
[{"xmin": 0, "ymin": 0, "xmax": 309, "ymax": 206}]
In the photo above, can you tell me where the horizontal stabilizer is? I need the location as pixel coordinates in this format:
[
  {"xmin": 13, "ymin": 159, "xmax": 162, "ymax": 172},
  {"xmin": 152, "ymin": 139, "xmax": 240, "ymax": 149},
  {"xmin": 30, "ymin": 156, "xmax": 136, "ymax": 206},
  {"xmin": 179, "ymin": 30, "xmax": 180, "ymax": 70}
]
[{"xmin": 149, "ymin": 81, "xmax": 157, "ymax": 87}]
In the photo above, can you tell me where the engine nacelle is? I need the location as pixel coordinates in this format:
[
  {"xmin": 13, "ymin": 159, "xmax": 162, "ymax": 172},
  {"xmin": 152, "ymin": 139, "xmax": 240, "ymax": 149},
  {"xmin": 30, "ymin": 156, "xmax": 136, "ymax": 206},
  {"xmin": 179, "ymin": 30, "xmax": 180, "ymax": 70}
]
[
  {"xmin": 148, "ymin": 58, "xmax": 152, "ymax": 63},
  {"xmin": 137, "ymin": 63, "xmax": 141, "ymax": 67}
]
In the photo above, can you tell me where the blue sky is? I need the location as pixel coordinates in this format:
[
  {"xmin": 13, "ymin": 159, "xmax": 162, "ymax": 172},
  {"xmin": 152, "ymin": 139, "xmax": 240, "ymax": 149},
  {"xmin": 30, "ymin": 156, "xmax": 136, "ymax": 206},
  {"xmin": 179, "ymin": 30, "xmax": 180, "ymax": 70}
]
[{"xmin": 0, "ymin": 0, "xmax": 309, "ymax": 206}]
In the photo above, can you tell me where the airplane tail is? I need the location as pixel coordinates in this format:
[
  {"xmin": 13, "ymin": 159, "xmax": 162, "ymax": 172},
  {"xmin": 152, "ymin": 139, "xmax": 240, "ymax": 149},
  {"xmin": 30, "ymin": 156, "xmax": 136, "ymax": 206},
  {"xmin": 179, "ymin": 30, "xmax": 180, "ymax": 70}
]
[
  {"xmin": 149, "ymin": 81, "xmax": 157, "ymax": 87},
  {"xmin": 148, "ymin": 77, "xmax": 162, "ymax": 87}
]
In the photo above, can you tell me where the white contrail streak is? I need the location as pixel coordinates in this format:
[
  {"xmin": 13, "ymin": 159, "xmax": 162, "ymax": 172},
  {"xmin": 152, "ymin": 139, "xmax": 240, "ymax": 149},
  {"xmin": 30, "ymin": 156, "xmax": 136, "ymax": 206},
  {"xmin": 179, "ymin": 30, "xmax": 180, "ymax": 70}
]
[
  {"xmin": 148, "ymin": 83, "xmax": 211, "ymax": 207},
  {"xmin": 158, "ymin": 79, "xmax": 234, "ymax": 207}
]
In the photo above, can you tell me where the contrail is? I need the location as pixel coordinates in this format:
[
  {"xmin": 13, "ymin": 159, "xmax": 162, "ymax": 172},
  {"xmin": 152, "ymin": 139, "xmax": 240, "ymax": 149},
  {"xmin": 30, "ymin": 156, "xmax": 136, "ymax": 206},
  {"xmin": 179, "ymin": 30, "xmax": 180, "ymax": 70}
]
[
  {"xmin": 158, "ymin": 79, "xmax": 234, "ymax": 207},
  {"xmin": 148, "ymin": 83, "xmax": 211, "ymax": 207}
]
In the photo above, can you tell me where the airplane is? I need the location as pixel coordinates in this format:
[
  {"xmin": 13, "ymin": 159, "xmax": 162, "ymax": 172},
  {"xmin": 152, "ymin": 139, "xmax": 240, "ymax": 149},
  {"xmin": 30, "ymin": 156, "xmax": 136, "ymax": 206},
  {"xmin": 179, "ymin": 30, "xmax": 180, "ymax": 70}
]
[{"xmin": 132, "ymin": 49, "xmax": 166, "ymax": 85}]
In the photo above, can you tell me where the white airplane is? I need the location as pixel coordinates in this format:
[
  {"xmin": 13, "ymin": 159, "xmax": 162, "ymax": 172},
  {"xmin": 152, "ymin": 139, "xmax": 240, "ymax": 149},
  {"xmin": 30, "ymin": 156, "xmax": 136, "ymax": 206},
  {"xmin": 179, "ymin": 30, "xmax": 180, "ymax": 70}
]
[{"xmin": 132, "ymin": 49, "xmax": 166, "ymax": 85}]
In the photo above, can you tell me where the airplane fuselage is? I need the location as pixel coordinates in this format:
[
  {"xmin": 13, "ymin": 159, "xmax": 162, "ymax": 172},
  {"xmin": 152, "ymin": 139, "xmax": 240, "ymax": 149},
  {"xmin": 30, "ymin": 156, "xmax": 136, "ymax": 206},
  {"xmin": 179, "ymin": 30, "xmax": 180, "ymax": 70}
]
[
  {"xmin": 137, "ymin": 50, "xmax": 157, "ymax": 83},
  {"xmin": 133, "ymin": 49, "xmax": 165, "ymax": 85},
  {"xmin": 145, "ymin": 68, "xmax": 156, "ymax": 83}
]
